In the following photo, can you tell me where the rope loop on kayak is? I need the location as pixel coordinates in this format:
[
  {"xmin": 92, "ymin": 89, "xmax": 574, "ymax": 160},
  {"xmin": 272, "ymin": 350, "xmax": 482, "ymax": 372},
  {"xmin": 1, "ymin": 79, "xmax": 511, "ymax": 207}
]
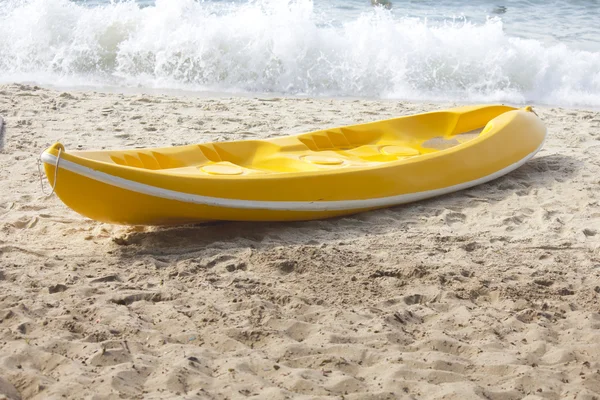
[
  {"xmin": 37, "ymin": 148, "xmax": 62, "ymax": 197},
  {"xmin": 524, "ymin": 105, "xmax": 539, "ymax": 117}
]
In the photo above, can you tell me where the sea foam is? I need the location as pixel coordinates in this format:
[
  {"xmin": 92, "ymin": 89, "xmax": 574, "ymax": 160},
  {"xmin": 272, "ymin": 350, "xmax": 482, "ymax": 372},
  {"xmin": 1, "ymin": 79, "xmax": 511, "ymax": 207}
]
[{"xmin": 0, "ymin": 0, "xmax": 598, "ymax": 106}]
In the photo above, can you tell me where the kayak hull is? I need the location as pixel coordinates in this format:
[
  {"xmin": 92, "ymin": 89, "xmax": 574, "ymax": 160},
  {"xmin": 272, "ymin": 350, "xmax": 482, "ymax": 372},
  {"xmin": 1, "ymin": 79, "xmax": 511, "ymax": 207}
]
[{"xmin": 41, "ymin": 105, "xmax": 546, "ymax": 225}]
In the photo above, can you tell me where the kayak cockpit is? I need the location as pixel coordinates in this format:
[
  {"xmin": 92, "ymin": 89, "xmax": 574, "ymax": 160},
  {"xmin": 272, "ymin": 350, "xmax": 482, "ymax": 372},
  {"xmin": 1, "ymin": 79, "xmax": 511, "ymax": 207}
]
[{"xmin": 68, "ymin": 105, "xmax": 508, "ymax": 176}]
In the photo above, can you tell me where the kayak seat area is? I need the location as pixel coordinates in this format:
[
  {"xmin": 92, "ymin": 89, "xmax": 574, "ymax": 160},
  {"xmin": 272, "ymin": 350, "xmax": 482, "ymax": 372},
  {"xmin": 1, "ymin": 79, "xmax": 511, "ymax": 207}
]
[
  {"xmin": 100, "ymin": 121, "xmax": 486, "ymax": 176},
  {"xmin": 110, "ymin": 151, "xmax": 186, "ymax": 170},
  {"xmin": 105, "ymin": 130, "xmax": 482, "ymax": 175},
  {"xmin": 297, "ymin": 127, "xmax": 382, "ymax": 151}
]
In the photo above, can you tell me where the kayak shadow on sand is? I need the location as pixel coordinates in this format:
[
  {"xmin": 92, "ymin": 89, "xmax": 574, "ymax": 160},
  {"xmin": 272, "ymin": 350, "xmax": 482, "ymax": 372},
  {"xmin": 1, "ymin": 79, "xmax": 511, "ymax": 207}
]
[{"xmin": 113, "ymin": 153, "xmax": 579, "ymax": 257}]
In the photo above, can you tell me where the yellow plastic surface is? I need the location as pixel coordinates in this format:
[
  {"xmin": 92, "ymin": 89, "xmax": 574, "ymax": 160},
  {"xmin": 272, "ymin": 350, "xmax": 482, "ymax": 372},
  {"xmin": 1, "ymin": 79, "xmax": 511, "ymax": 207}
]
[
  {"xmin": 200, "ymin": 163, "xmax": 244, "ymax": 175},
  {"xmin": 302, "ymin": 155, "xmax": 345, "ymax": 165},
  {"xmin": 42, "ymin": 104, "xmax": 546, "ymax": 225}
]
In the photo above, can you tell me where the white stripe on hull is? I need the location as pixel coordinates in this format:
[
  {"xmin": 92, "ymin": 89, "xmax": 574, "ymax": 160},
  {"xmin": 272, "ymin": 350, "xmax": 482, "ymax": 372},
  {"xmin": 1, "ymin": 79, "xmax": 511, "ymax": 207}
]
[{"xmin": 41, "ymin": 141, "xmax": 543, "ymax": 212}]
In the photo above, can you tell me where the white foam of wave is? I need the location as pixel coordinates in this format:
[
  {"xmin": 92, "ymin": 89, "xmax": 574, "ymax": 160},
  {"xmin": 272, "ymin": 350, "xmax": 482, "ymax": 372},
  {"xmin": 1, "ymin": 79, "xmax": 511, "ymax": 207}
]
[{"xmin": 0, "ymin": 0, "xmax": 598, "ymax": 106}]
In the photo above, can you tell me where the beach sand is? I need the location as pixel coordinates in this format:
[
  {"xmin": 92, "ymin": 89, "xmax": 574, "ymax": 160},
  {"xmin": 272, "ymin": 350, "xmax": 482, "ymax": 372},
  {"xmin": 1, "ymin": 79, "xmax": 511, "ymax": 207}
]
[{"xmin": 0, "ymin": 83, "xmax": 599, "ymax": 399}]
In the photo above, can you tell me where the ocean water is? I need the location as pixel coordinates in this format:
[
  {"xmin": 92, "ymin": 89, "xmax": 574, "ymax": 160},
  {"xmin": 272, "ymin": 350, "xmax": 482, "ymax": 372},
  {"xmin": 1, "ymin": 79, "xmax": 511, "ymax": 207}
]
[{"xmin": 0, "ymin": 0, "xmax": 599, "ymax": 106}]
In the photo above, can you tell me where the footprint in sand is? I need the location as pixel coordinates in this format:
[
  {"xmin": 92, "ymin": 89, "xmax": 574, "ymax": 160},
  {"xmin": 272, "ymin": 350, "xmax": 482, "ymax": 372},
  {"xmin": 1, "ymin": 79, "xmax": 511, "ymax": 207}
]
[
  {"xmin": 403, "ymin": 294, "xmax": 426, "ymax": 305},
  {"xmin": 87, "ymin": 347, "xmax": 133, "ymax": 367},
  {"xmin": 503, "ymin": 214, "xmax": 525, "ymax": 226},
  {"xmin": 9, "ymin": 216, "xmax": 38, "ymax": 229},
  {"xmin": 444, "ymin": 211, "xmax": 467, "ymax": 225},
  {"xmin": 0, "ymin": 115, "xmax": 5, "ymax": 150}
]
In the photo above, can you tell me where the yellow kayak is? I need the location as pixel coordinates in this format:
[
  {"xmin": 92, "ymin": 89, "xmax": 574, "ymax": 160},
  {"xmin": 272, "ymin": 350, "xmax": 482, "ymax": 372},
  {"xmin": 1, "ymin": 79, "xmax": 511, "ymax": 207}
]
[{"xmin": 41, "ymin": 104, "xmax": 546, "ymax": 225}]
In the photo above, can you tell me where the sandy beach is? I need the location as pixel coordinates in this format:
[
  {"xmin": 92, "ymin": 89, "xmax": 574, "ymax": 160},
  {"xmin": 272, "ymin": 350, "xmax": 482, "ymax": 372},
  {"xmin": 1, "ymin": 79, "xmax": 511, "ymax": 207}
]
[{"xmin": 0, "ymin": 83, "xmax": 599, "ymax": 399}]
